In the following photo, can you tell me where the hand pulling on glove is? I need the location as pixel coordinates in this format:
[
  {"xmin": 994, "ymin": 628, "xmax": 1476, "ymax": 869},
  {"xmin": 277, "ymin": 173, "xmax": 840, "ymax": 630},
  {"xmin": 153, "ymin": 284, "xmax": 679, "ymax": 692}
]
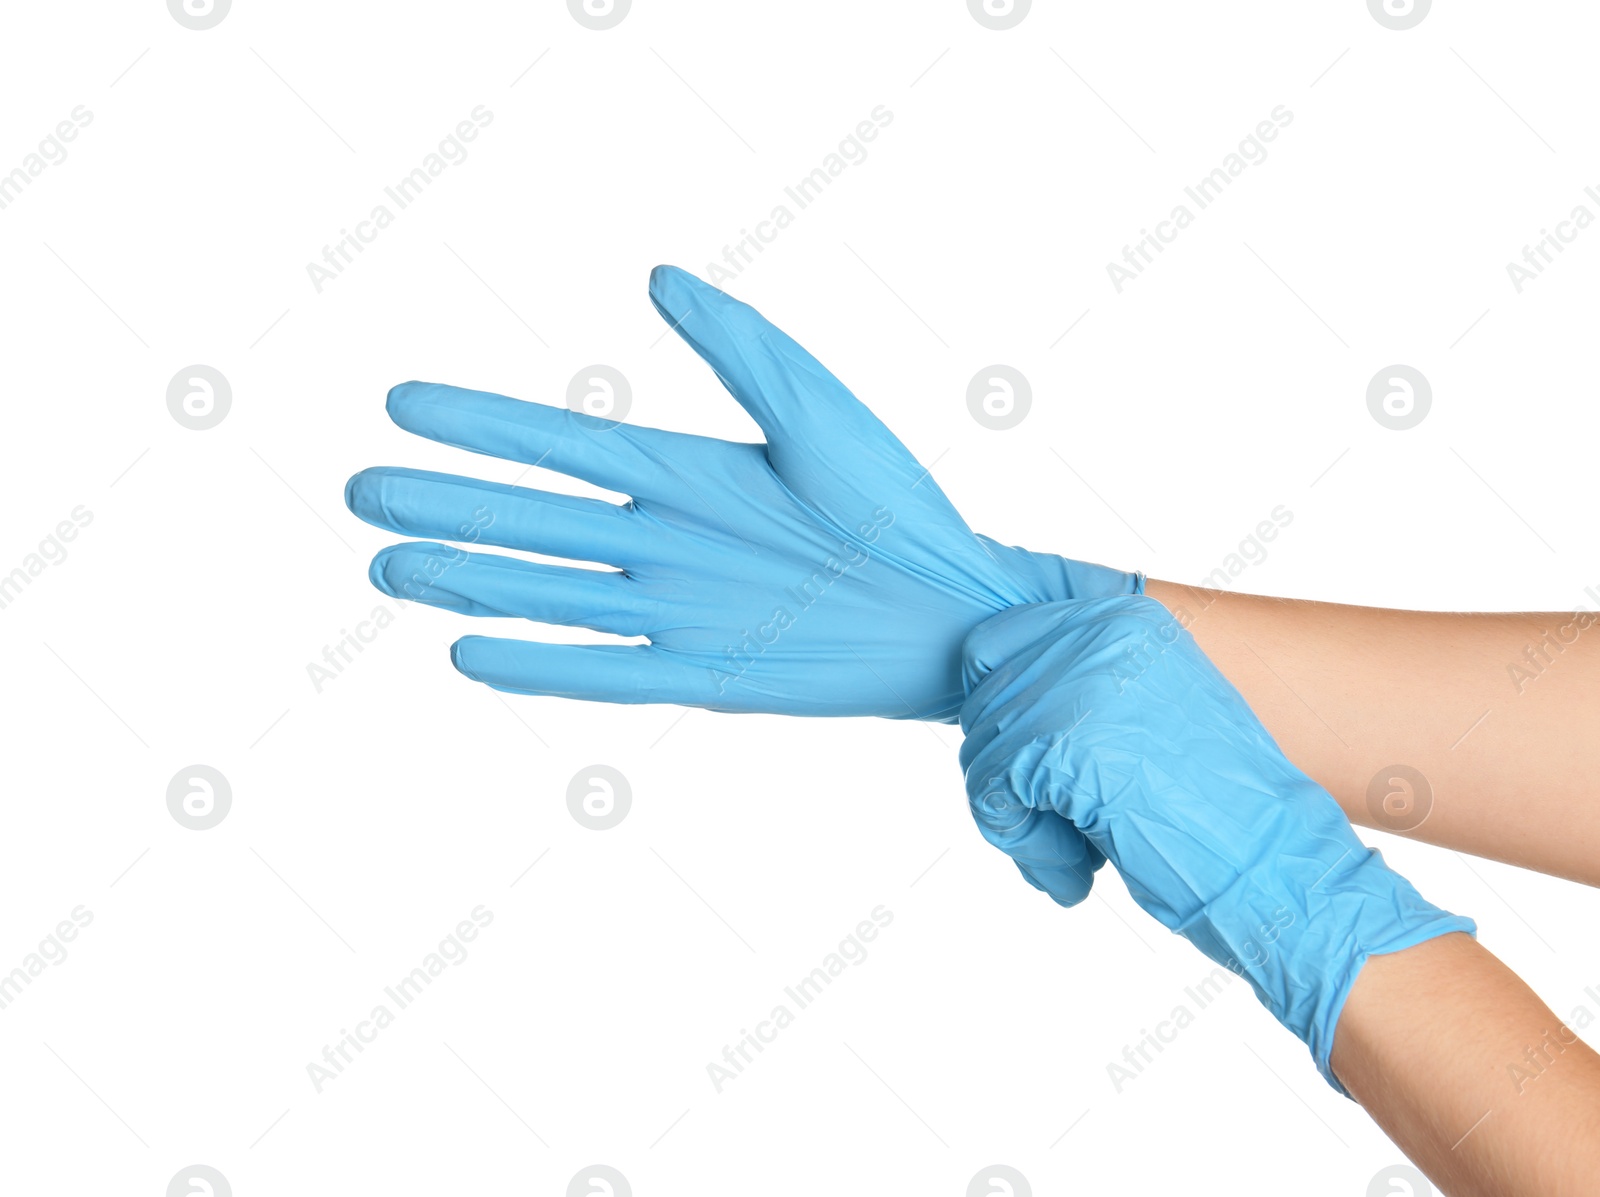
[{"xmin": 958, "ymin": 596, "xmax": 1475, "ymax": 1091}]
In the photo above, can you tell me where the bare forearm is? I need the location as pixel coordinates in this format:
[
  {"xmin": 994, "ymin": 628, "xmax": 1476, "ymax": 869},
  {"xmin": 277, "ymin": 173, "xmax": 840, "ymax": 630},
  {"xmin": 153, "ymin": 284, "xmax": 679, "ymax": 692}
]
[
  {"xmin": 1331, "ymin": 934, "xmax": 1600, "ymax": 1195},
  {"xmin": 1143, "ymin": 582, "xmax": 1600, "ymax": 885}
]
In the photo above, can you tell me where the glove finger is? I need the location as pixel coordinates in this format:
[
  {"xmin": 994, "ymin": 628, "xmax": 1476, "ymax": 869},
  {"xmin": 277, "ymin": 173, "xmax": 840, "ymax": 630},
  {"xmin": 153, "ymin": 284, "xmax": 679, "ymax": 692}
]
[
  {"xmin": 1017, "ymin": 837, "xmax": 1108, "ymax": 908},
  {"xmin": 347, "ymin": 467, "xmax": 652, "ymax": 567},
  {"xmin": 969, "ymin": 781, "xmax": 1102, "ymax": 908},
  {"xmin": 648, "ymin": 266, "xmax": 902, "ymax": 463},
  {"xmin": 384, "ymin": 380, "xmax": 695, "ymax": 500},
  {"xmin": 450, "ymin": 637, "xmax": 722, "ymax": 707},
  {"xmin": 370, "ymin": 542, "xmax": 653, "ymax": 637}
]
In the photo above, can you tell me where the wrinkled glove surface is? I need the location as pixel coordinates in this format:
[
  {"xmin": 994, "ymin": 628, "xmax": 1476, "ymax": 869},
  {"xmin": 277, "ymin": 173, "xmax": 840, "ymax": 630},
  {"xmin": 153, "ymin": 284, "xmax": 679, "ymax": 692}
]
[{"xmin": 959, "ymin": 596, "xmax": 1475, "ymax": 1090}]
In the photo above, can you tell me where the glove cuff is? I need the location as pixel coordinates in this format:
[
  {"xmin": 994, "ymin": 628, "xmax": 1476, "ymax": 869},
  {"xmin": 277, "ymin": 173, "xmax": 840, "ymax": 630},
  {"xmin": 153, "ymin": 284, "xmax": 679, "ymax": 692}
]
[{"xmin": 1187, "ymin": 844, "xmax": 1475, "ymax": 1097}]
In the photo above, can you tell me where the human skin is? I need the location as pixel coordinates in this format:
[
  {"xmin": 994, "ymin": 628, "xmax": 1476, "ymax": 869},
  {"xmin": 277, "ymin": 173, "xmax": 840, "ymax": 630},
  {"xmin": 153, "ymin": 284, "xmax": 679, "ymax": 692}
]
[
  {"xmin": 1332, "ymin": 933, "xmax": 1600, "ymax": 1196},
  {"xmin": 1141, "ymin": 582, "xmax": 1600, "ymax": 886},
  {"xmin": 349, "ymin": 270, "xmax": 1600, "ymax": 1188},
  {"xmin": 1134, "ymin": 584, "xmax": 1600, "ymax": 1190}
]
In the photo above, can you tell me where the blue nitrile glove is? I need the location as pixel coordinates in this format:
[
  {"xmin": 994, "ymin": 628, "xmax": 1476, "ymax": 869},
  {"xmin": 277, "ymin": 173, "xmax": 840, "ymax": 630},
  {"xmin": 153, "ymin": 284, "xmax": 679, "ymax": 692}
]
[
  {"xmin": 958, "ymin": 596, "xmax": 1475, "ymax": 1091},
  {"xmin": 344, "ymin": 266, "xmax": 1140, "ymax": 721}
]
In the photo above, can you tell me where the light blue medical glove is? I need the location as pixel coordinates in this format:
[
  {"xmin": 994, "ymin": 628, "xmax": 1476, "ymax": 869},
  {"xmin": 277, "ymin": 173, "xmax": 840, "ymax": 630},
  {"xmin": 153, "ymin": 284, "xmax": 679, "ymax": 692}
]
[
  {"xmin": 958, "ymin": 596, "xmax": 1475, "ymax": 1091},
  {"xmin": 345, "ymin": 266, "xmax": 1140, "ymax": 721}
]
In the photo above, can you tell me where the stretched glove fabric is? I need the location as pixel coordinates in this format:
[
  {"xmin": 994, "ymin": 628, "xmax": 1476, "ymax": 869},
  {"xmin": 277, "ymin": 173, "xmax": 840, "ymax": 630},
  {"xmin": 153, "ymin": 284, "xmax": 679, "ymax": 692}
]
[
  {"xmin": 958, "ymin": 596, "xmax": 1475, "ymax": 1091},
  {"xmin": 345, "ymin": 266, "xmax": 1140, "ymax": 721}
]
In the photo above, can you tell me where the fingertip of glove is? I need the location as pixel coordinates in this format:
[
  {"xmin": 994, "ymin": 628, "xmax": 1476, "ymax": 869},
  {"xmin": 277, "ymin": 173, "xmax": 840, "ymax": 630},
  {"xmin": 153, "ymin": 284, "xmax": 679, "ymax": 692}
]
[
  {"xmin": 1015, "ymin": 861, "xmax": 1093, "ymax": 909},
  {"xmin": 648, "ymin": 264, "xmax": 702, "ymax": 311},
  {"xmin": 367, "ymin": 547, "xmax": 395, "ymax": 596},
  {"xmin": 369, "ymin": 541, "xmax": 457, "ymax": 600},
  {"xmin": 450, "ymin": 636, "xmax": 483, "ymax": 682},
  {"xmin": 369, "ymin": 542, "xmax": 427, "ymax": 598},
  {"xmin": 648, "ymin": 263, "xmax": 689, "ymax": 289},
  {"xmin": 344, "ymin": 465, "xmax": 391, "ymax": 520},
  {"xmin": 343, "ymin": 469, "xmax": 366, "ymax": 515},
  {"xmin": 649, "ymin": 263, "xmax": 754, "ymax": 331},
  {"xmin": 385, "ymin": 380, "xmax": 436, "ymax": 427}
]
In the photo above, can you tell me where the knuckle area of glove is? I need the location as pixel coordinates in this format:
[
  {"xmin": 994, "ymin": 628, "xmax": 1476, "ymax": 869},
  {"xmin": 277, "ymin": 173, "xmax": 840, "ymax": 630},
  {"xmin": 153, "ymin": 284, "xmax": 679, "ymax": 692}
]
[
  {"xmin": 1043, "ymin": 597, "xmax": 1190, "ymax": 697},
  {"xmin": 1078, "ymin": 594, "xmax": 1182, "ymax": 647}
]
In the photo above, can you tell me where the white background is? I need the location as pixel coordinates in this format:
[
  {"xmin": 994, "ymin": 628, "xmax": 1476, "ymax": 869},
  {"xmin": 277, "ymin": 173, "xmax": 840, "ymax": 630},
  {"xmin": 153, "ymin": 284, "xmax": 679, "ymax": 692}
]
[{"xmin": 2, "ymin": 2, "xmax": 1598, "ymax": 1194}]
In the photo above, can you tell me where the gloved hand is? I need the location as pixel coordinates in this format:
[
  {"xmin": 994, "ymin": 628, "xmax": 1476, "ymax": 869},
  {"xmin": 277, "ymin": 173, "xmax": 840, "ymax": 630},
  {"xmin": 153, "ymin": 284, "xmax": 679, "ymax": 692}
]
[
  {"xmin": 958, "ymin": 596, "xmax": 1475, "ymax": 1090},
  {"xmin": 345, "ymin": 266, "xmax": 1140, "ymax": 721}
]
